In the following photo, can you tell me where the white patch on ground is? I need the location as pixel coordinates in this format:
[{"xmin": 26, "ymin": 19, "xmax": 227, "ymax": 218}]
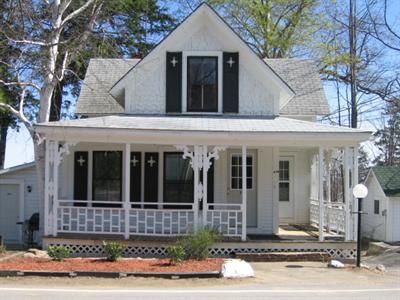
[
  {"xmin": 328, "ymin": 260, "xmax": 344, "ymax": 268},
  {"xmin": 221, "ymin": 259, "xmax": 254, "ymax": 278}
]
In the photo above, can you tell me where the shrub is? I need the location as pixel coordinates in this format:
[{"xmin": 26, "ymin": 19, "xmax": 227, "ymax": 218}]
[
  {"xmin": 0, "ymin": 245, "xmax": 6, "ymax": 255},
  {"xmin": 47, "ymin": 245, "xmax": 70, "ymax": 261},
  {"xmin": 166, "ymin": 245, "xmax": 185, "ymax": 265},
  {"xmin": 178, "ymin": 228, "xmax": 220, "ymax": 260},
  {"xmin": 103, "ymin": 241, "xmax": 125, "ymax": 261}
]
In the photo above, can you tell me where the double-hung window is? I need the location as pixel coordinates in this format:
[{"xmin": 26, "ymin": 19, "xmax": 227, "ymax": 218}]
[
  {"xmin": 92, "ymin": 151, "xmax": 122, "ymax": 204},
  {"xmin": 187, "ymin": 56, "xmax": 218, "ymax": 112}
]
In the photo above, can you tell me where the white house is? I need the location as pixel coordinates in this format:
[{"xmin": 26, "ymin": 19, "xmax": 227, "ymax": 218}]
[
  {"xmin": 32, "ymin": 4, "xmax": 370, "ymax": 257},
  {"xmin": 362, "ymin": 166, "xmax": 400, "ymax": 243},
  {"xmin": 0, "ymin": 163, "xmax": 39, "ymax": 245}
]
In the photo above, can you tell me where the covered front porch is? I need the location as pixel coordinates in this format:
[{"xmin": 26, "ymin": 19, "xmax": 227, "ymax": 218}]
[{"xmin": 36, "ymin": 115, "xmax": 370, "ymax": 243}]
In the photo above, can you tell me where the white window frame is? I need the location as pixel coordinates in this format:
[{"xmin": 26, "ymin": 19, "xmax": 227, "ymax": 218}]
[
  {"xmin": 182, "ymin": 50, "xmax": 223, "ymax": 114},
  {"xmin": 229, "ymin": 153, "xmax": 254, "ymax": 191}
]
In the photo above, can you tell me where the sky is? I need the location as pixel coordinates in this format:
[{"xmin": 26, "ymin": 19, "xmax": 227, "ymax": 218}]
[{"xmin": 3, "ymin": 0, "xmax": 398, "ymax": 169}]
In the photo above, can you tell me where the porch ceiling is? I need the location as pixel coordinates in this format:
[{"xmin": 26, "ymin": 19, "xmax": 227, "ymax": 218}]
[{"xmin": 35, "ymin": 115, "xmax": 371, "ymax": 146}]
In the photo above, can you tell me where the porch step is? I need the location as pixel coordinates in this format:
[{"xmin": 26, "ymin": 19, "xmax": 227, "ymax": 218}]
[{"xmin": 235, "ymin": 251, "xmax": 330, "ymax": 262}]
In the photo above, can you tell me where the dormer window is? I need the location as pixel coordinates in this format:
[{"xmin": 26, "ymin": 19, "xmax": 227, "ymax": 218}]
[
  {"xmin": 166, "ymin": 51, "xmax": 238, "ymax": 114},
  {"xmin": 187, "ymin": 57, "xmax": 218, "ymax": 112}
]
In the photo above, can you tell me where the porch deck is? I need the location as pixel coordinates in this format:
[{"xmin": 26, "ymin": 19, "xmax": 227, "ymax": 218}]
[{"xmin": 43, "ymin": 225, "xmax": 356, "ymax": 261}]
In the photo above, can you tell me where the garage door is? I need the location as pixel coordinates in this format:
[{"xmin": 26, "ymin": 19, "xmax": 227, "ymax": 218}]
[
  {"xmin": 0, "ymin": 184, "xmax": 20, "ymax": 244},
  {"xmin": 391, "ymin": 198, "xmax": 400, "ymax": 242}
]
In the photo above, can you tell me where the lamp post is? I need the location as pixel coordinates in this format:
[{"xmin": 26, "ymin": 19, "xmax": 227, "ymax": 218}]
[{"xmin": 352, "ymin": 184, "xmax": 368, "ymax": 267}]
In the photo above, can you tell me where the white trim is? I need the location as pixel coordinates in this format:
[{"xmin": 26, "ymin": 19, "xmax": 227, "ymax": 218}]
[
  {"xmin": 182, "ymin": 51, "xmax": 223, "ymax": 114},
  {"xmin": 0, "ymin": 162, "xmax": 35, "ymax": 175},
  {"xmin": 0, "ymin": 179, "xmax": 25, "ymax": 244}
]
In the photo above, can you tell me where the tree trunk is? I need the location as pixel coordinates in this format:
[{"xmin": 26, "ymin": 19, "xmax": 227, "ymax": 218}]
[
  {"xmin": 50, "ymin": 81, "xmax": 63, "ymax": 121},
  {"xmin": 0, "ymin": 122, "xmax": 8, "ymax": 169}
]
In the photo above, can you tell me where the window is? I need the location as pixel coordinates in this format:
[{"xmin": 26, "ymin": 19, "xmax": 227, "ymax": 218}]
[
  {"xmin": 93, "ymin": 151, "xmax": 122, "ymax": 203},
  {"xmin": 187, "ymin": 56, "xmax": 218, "ymax": 112},
  {"xmin": 164, "ymin": 153, "xmax": 193, "ymax": 204},
  {"xmin": 231, "ymin": 154, "xmax": 253, "ymax": 190},
  {"xmin": 279, "ymin": 160, "xmax": 290, "ymax": 202},
  {"xmin": 374, "ymin": 200, "xmax": 380, "ymax": 215}
]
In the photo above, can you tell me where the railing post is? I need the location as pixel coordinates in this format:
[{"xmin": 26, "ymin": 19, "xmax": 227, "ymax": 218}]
[
  {"xmin": 124, "ymin": 143, "xmax": 131, "ymax": 239},
  {"xmin": 318, "ymin": 146, "xmax": 325, "ymax": 241},
  {"xmin": 241, "ymin": 145, "xmax": 247, "ymax": 241}
]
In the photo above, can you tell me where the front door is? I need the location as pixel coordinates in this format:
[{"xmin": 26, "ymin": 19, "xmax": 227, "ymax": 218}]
[
  {"xmin": 279, "ymin": 157, "xmax": 294, "ymax": 223},
  {"xmin": 0, "ymin": 184, "xmax": 20, "ymax": 244},
  {"xmin": 227, "ymin": 150, "xmax": 257, "ymax": 228}
]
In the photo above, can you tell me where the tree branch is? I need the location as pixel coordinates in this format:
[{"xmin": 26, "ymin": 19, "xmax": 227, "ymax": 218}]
[{"xmin": 61, "ymin": 0, "xmax": 98, "ymax": 26}]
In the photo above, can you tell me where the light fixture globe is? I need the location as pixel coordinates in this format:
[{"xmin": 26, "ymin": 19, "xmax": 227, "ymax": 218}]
[{"xmin": 353, "ymin": 184, "xmax": 368, "ymax": 199}]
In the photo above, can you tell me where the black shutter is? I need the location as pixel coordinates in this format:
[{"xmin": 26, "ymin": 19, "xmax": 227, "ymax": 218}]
[
  {"xmin": 74, "ymin": 151, "xmax": 88, "ymax": 206},
  {"xmin": 166, "ymin": 52, "xmax": 182, "ymax": 113},
  {"xmin": 144, "ymin": 152, "xmax": 158, "ymax": 208},
  {"xmin": 130, "ymin": 152, "xmax": 141, "ymax": 207},
  {"xmin": 207, "ymin": 158, "xmax": 214, "ymax": 204},
  {"xmin": 223, "ymin": 52, "xmax": 239, "ymax": 113}
]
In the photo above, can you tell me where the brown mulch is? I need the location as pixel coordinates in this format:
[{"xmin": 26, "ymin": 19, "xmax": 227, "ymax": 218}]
[{"xmin": 0, "ymin": 257, "xmax": 223, "ymax": 273}]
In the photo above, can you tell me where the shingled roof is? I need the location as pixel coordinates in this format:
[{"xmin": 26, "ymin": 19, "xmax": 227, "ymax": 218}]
[
  {"xmin": 372, "ymin": 165, "xmax": 400, "ymax": 197},
  {"xmin": 75, "ymin": 58, "xmax": 329, "ymax": 116},
  {"xmin": 265, "ymin": 59, "xmax": 329, "ymax": 116},
  {"xmin": 75, "ymin": 58, "xmax": 139, "ymax": 115}
]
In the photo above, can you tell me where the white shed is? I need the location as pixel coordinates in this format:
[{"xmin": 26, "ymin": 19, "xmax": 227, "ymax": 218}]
[
  {"xmin": 0, "ymin": 162, "xmax": 39, "ymax": 245},
  {"xmin": 362, "ymin": 166, "xmax": 400, "ymax": 243}
]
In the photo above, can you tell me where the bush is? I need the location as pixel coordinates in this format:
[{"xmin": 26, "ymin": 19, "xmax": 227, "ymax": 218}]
[
  {"xmin": 166, "ymin": 245, "xmax": 185, "ymax": 265},
  {"xmin": 47, "ymin": 246, "xmax": 70, "ymax": 261},
  {"xmin": 0, "ymin": 245, "xmax": 6, "ymax": 255},
  {"xmin": 103, "ymin": 241, "xmax": 125, "ymax": 261},
  {"xmin": 178, "ymin": 228, "xmax": 220, "ymax": 260}
]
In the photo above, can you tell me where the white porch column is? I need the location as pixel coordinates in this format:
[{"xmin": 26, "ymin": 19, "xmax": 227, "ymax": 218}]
[
  {"xmin": 52, "ymin": 141, "xmax": 60, "ymax": 237},
  {"xmin": 318, "ymin": 146, "xmax": 325, "ymax": 241},
  {"xmin": 202, "ymin": 145, "xmax": 208, "ymax": 229},
  {"xmin": 344, "ymin": 147, "xmax": 351, "ymax": 241},
  {"xmin": 44, "ymin": 140, "xmax": 50, "ymax": 236},
  {"xmin": 124, "ymin": 143, "xmax": 131, "ymax": 239},
  {"xmin": 272, "ymin": 146, "xmax": 280, "ymax": 234},
  {"xmin": 241, "ymin": 145, "xmax": 247, "ymax": 241},
  {"xmin": 352, "ymin": 145, "xmax": 359, "ymax": 241},
  {"xmin": 193, "ymin": 145, "xmax": 202, "ymax": 232}
]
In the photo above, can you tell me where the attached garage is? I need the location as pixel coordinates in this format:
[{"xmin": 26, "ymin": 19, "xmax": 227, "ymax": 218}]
[{"xmin": 0, "ymin": 163, "xmax": 39, "ymax": 246}]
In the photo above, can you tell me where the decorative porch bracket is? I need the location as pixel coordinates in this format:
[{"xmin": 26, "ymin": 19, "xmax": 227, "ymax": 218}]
[
  {"xmin": 175, "ymin": 145, "xmax": 226, "ymax": 233},
  {"xmin": 44, "ymin": 140, "xmax": 77, "ymax": 237}
]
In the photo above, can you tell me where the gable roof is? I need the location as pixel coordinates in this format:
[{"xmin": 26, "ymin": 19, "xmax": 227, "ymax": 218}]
[
  {"xmin": 110, "ymin": 2, "xmax": 294, "ymax": 102},
  {"xmin": 75, "ymin": 58, "xmax": 327, "ymax": 116},
  {"xmin": 75, "ymin": 58, "xmax": 139, "ymax": 115},
  {"xmin": 371, "ymin": 165, "xmax": 400, "ymax": 197},
  {"xmin": 265, "ymin": 59, "xmax": 330, "ymax": 115}
]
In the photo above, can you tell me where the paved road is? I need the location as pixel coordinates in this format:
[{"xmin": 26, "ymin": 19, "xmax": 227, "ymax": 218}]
[
  {"xmin": 1, "ymin": 287, "xmax": 400, "ymax": 300},
  {"xmin": 0, "ymin": 262, "xmax": 399, "ymax": 300}
]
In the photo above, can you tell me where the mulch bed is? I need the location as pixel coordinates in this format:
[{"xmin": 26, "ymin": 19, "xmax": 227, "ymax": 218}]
[{"xmin": 0, "ymin": 257, "xmax": 223, "ymax": 273}]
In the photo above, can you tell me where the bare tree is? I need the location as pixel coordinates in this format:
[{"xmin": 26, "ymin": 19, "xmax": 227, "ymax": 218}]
[{"xmin": 0, "ymin": 0, "xmax": 104, "ymax": 235}]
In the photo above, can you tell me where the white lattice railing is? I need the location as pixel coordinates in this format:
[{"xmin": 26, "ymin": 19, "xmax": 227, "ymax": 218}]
[
  {"xmin": 204, "ymin": 203, "xmax": 243, "ymax": 237},
  {"xmin": 57, "ymin": 201, "xmax": 125, "ymax": 234},
  {"xmin": 310, "ymin": 199, "xmax": 346, "ymax": 235},
  {"xmin": 56, "ymin": 200, "xmax": 195, "ymax": 236},
  {"xmin": 129, "ymin": 202, "xmax": 194, "ymax": 236}
]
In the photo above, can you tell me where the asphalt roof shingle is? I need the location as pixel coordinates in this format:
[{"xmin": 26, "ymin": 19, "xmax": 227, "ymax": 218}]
[
  {"xmin": 75, "ymin": 58, "xmax": 139, "ymax": 115},
  {"xmin": 75, "ymin": 58, "xmax": 329, "ymax": 116},
  {"xmin": 372, "ymin": 165, "xmax": 400, "ymax": 197}
]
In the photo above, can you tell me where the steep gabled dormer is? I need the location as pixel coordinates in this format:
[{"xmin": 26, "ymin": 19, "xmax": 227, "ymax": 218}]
[{"xmin": 109, "ymin": 3, "xmax": 294, "ymax": 116}]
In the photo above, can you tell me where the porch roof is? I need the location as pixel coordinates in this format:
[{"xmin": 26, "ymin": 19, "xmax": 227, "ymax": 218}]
[{"xmin": 35, "ymin": 115, "xmax": 371, "ymax": 146}]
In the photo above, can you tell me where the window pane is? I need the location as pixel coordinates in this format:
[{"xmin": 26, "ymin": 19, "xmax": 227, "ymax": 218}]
[
  {"xmin": 187, "ymin": 57, "xmax": 218, "ymax": 112},
  {"xmin": 374, "ymin": 200, "xmax": 380, "ymax": 215},
  {"xmin": 247, "ymin": 178, "xmax": 252, "ymax": 189},
  {"xmin": 164, "ymin": 153, "xmax": 193, "ymax": 203},
  {"xmin": 279, "ymin": 182, "xmax": 290, "ymax": 201},
  {"xmin": 93, "ymin": 151, "xmax": 122, "ymax": 203},
  {"xmin": 231, "ymin": 178, "xmax": 238, "ymax": 189}
]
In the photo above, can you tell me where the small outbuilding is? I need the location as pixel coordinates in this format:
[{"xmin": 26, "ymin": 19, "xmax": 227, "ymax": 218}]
[
  {"xmin": 362, "ymin": 165, "xmax": 400, "ymax": 243},
  {"xmin": 0, "ymin": 162, "xmax": 39, "ymax": 246}
]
